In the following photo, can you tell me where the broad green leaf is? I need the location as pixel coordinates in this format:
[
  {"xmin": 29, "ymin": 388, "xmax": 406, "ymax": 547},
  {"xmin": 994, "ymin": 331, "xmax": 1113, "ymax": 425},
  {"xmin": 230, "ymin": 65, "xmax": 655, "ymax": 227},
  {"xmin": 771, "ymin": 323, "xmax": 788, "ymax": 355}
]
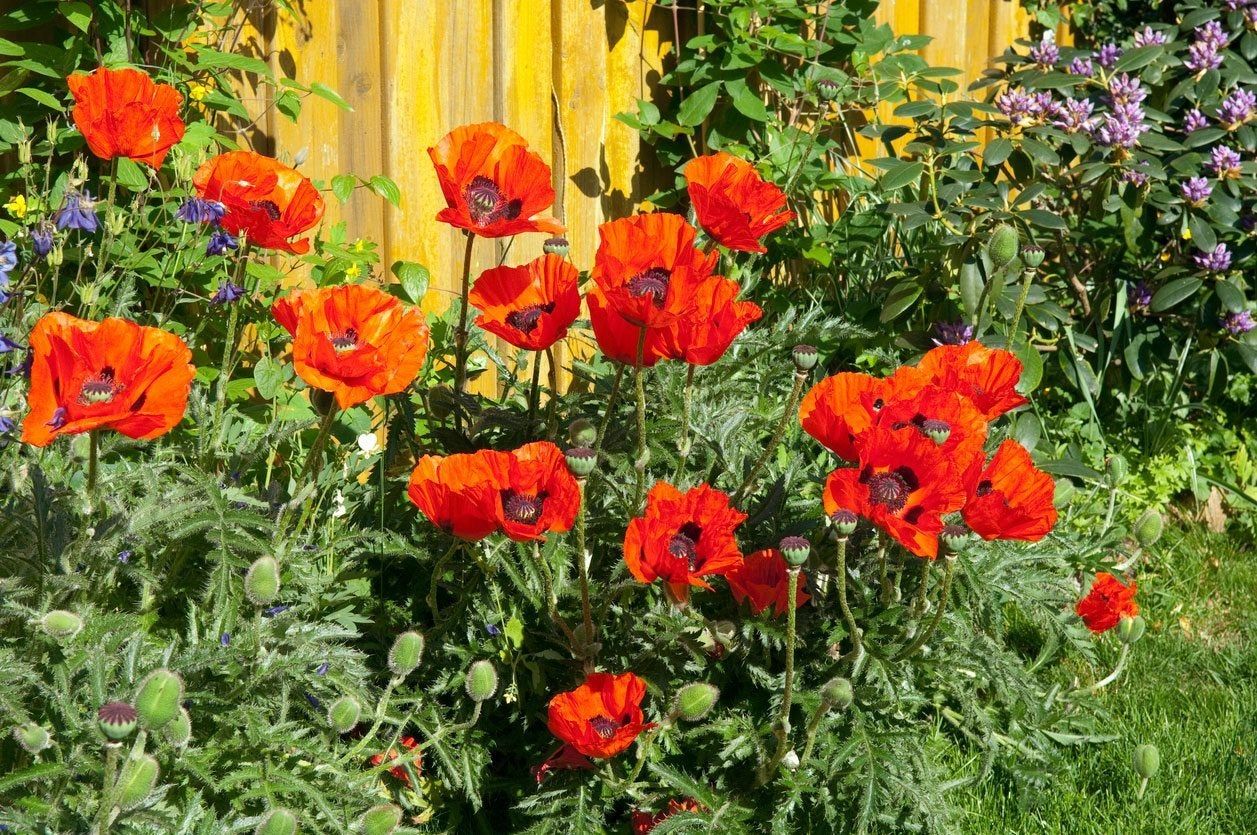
[
  {"xmin": 1150, "ymin": 276, "xmax": 1203, "ymax": 312},
  {"xmin": 880, "ymin": 160, "xmax": 924, "ymax": 191},
  {"xmin": 879, "ymin": 278, "xmax": 922, "ymax": 322},
  {"xmin": 331, "ymin": 174, "xmax": 356, "ymax": 203},
  {"xmin": 368, "ymin": 175, "xmax": 401, "ymax": 207},
  {"xmin": 676, "ymin": 81, "xmax": 721, "ymax": 127},
  {"xmin": 196, "ymin": 48, "xmax": 273, "ymax": 79},
  {"xmin": 114, "ymin": 158, "xmax": 148, "ymax": 191},
  {"xmin": 391, "ymin": 260, "xmax": 430, "ymax": 304},
  {"xmin": 310, "ymin": 81, "xmax": 352, "ymax": 111},
  {"xmin": 18, "ymin": 87, "xmax": 61, "ymax": 109}
]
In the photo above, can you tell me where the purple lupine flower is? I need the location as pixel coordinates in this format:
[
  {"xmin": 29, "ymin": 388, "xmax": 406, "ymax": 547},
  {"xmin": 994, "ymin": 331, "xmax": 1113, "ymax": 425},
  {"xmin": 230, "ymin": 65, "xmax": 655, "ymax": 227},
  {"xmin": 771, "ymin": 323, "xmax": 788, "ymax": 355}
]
[
  {"xmin": 931, "ymin": 320, "xmax": 975, "ymax": 346},
  {"xmin": 211, "ymin": 281, "xmax": 244, "ymax": 305},
  {"xmin": 263, "ymin": 605, "xmax": 290, "ymax": 618},
  {"xmin": 1107, "ymin": 73, "xmax": 1148, "ymax": 105},
  {"xmin": 1122, "ymin": 162, "xmax": 1151, "ymax": 186},
  {"xmin": 1218, "ymin": 88, "xmax": 1256, "ymax": 128},
  {"xmin": 1180, "ymin": 176, "xmax": 1213, "ymax": 205},
  {"xmin": 117, "ymin": 549, "xmax": 131, "ymax": 564},
  {"xmin": 995, "ymin": 88, "xmax": 1043, "ymax": 126},
  {"xmin": 1095, "ymin": 43, "xmax": 1122, "ymax": 69},
  {"xmin": 1209, "ymin": 145, "xmax": 1243, "ymax": 178},
  {"xmin": 1222, "ymin": 310, "xmax": 1256, "ymax": 334},
  {"xmin": 1193, "ymin": 243, "xmax": 1233, "ymax": 272},
  {"xmin": 30, "ymin": 224, "xmax": 53, "ymax": 259},
  {"xmin": 316, "ymin": 661, "xmax": 329, "ymax": 676},
  {"xmin": 206, "ymin": 228, "xmax": 238, "ymax": 256},
  {"xmin": 1054, "ymin": 97, "xmax": 1096, "ymax": 133},
  {"xmin": 0, "ymin": 415, "xmax": 15, "ymax": 434},
  {"xmin": 1183, "ymin": 108, "xmax": 1210, "ymax": 132},
  {"xmin": 1129, "ymin": 281, "xmax": 1153, "ymax": 313},
  {"xmin": 55, "ymin": 190, "xmax": 99, "ymax": 233},
  {"xmin": 1068, "ymin": 57, "xmax": 1094, "ymax": 76},
  {"xmin": 1030, "ymin": 32, "xmax": 1059, "ymax": 66},
  {"xmin": 1095, "ymin": 103, "xmax": 1150, "ymax": 148},
  {"xmin": 175, "ymin": 197, "xmax": 226, "ymax": 224},
  {"xmin": 1132, "ymin": 26, "xmax": 1169, "ymax": 47},
  {"xmin": 220, "ymin": 632, "xmax": 231, "ymax": 646}
]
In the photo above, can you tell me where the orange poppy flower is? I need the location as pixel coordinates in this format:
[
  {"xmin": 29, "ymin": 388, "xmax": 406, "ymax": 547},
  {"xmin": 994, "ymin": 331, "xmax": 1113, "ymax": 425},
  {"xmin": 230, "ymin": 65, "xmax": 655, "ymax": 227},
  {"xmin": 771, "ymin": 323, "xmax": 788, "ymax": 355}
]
[
  {"xmin": 67, "ymin": 67, "xmax": 186, "ymax": 168},
  {"xmin": 624, "ymin": 482, "xmax": 746, "ymax": 603},
  {"xmin": 632, "ymin": 799, "xmax": 704, "ymax": 834},
  {"xmin": 823, "ymin": 425, "xmax": 967, "ymax": 558},
  {"xmin": 684, "ymin": 152, "xmax": 794, "ymax": 253},
  {"xmin": 961, "ymin": 440, "xmax": 1057, "ymax": 541},
  {"xmin": 193, "ymin": 151, "xmax": 324, "ymax": 254},
  {"xmin": 915, "ymin": 342, "xmax": 1027, "ymax": 420},
  {"xmin": 428, "ymin": 122, "xmax": 563, "ymax": 238},
  {"xmin": 587, "ymin": 284, "xmax": 673, "ymax": 367},
  {"xmin": 725, "ymin": 549, "xmax": 809, "ymax": 617},
  {"xmin": 590, "ymin": 213, "xmax": 717, "ymax": 330},
  {"xmin": 21, "ymin": 313, "xmax": 194, "ymax": 447},
  {"xmin": 877, "ymin": 385, "xmax": 989, "ymax": 474},
  {"xmin": 272, "ymin": 284, "xmax": 430, "ymax": 409},
  {"xmin": 484, "ymin": 441, "xmax": 581, "ymax": 541},
  {"xmin": 658, "ymin": 275, "xmax": 763, "ymax": 366},
  {"xmin": 468, "ymin": 254, "xmax": 580, "ymax": 351},
  {"xmin": 799, "ymin": 372, "xmax": 886, "ymax": 462},
  {"xmin": 368, "ymin": 735, "xmax": 422, "ymax": 785},
  {"xmin": 1075, "ymin": 572, "xmax": 1139, "ymax": 633},
  {"xmin": 407, "ymin": 451, "xmax": 500, "ymax": 541},
  {"xmin": 546, "ymin": 672, "xmax": 652, "ymax": 759}
]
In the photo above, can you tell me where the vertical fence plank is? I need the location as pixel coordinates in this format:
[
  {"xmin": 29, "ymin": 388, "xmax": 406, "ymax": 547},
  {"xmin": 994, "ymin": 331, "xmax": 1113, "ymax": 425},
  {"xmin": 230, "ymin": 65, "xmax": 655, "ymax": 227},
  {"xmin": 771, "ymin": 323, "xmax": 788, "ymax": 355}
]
[{"xmin": 333, "ymin": 0, "xmax": 385, "ymax": 257}]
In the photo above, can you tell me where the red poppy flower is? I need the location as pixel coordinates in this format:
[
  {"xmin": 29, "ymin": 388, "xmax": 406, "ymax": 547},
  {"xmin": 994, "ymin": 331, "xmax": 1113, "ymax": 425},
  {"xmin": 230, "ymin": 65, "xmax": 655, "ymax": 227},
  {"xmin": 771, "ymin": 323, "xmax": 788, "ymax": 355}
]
[
  {"xmin": 193, "ymin": 151, "xmax": 324, "ymax": 254},
  {"xmin": 21, "ymin": 313, "xmax": 194, "ymax": 447},
  {"xmin": 369, "ymin": 735, "xmax": 422, "ymax": 785},
  {"xmin": 428, "ymin": 122, "xmax": 563, "ymax": 238},
  {"xmin": 684, "ymin": 152, "xmax": 794, "ymax": 253},
  {"xmin": 590, "ymin": 213, "xmax": 717, "ymax": 330},
  {"xmin": 823, "ymin": 425, "xmax": 967, "ymax": 558},
  {"xmin": 876, "ymin": 385, "xmax": 989, "ymax": 474},
  {"xmin": 725, "ymin": 549, "xmax": 809, "ymax": 617},
  {"xmin": 468, "ymin": 254, "xmax": 580, "ymax": 351},
  {"xmin": 407, "ymin": 451, "xmax": 500, "ymax": 540},
  {"xmin": 962, "ymin": 440, "xmax": 1057, "ymax": 541},
  {"xmin": 1075, "ymin": 572, "xmax": 1139, "ymax": 633},
  {"xmin": 546, "ymin": 672, "xmax": 652, "ymax": 759},
  {"xmin": 915, "ymin": 342, "xmax": 1027, "ymax": 420},
  {"xmin": 587, "ymin": 284, "xmax": 673, "ymax": 367},
  {"xmin": 272, "ymin": 284, "xmax": 430, "ymax": 409},
  {"xmin": 484, "ymin": 441, "xmax": 581, "ymax": 541},
  {"xmin": 799, "ymin": 372, "xmax": 886, "ymax": 461},
  {"xmin": 659, "ymin": 275, "xmax": 763, "ymax": 366},
  {"xmin": 624, "ymin": 482, "xmax": 746, "ymax": 602},
  {"xmin": 67, "ymin": 67, "xmax": 186, "ymax": 168},
  {"xmin": 631, "ymin": 799, "xmax": 704, "ymax": 834}
]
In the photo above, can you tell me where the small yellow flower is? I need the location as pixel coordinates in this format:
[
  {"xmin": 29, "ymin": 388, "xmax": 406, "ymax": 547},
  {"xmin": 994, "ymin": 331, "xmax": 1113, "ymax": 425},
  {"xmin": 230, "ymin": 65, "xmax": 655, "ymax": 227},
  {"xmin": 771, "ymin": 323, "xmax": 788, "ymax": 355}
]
[
  {"xmin": 188, "ymin": 82, "xmax": 211, "ymax": 102},
  {"xmin": 352, "ymin": 238, "xmax": 367, "ymax": 253},
  {"xmin": 345, "ymin": 263, "xmax": 361, "ymax": 278},
  {"xmin": 1159, "ymin": 251, "xmax": 1171, "ymax": 262},
  {"xmin": 1181, "ymin": 227, "xmax": 1192, "ymax": 240},
  {"xmin": 4, "ymin": 194, "xmax": 28, "ymax": 218}
]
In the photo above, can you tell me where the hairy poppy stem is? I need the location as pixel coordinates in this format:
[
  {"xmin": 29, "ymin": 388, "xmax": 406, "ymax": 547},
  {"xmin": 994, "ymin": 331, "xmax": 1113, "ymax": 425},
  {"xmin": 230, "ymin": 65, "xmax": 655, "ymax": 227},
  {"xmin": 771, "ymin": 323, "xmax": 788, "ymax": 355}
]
[
  {"xmin": 526, "ymin": 353, "xmax": 542, "ymax": 429},
  {"xmin": 453, "ymin": 232, "xmax": 476, "ymax": 432},
  {"xmin": 533, "ymin": 541, "xmax": 578, "ymax": 648},
  {"xmin": 546, "ymin": 345, "xmax": 561, "ymax": 439},
  {"xmin": 1008, "ymin": 266, "xmax": 1036, "ymax": 347},
  {"xmin": 733, "ymin": 370, "xmax": 806, "ymax": 504},
  {"xmin": 87, "ymin": 430, "xmax": 99, "ymax": 496},
  {"xmin": 593, "ymin": 365, "xmax": 625, "ymax": 461},
  {"xmin": 298, "ymin": 406, "xmax": 338, "ymax": 484},
  {"xmin": 835, "ymin": 536, "xmax": 863, "ymax": 661},
  {"xmin": 894, "ymin": 555, "xmax": 955, "ymax": 661},
  {"xmin": 426, "ymin": 540, "xmax": 462, "ymax": 620},
  {"xmin": 674, "ymin": 364, "xmax": 696, "ymax": 480},
  {"xmin": 632, "ymin": 326, "xmax": 649, "ymax": 508},
  {"xmin": 341, "ymin": 674, "xmax": 401, "ymax": 765},
  {"xmin": 574, "ymin": 479, "xmax": 595, "ymax": 658},
  {"xmin": 765, "ymin": 567, "xmax": 801, "ymax": 778},
  {"xmin": 911, "ymin": 559, "xmax": 934, "ymax": 618},
  {"xmin": 1073, "ymin": 643, "xmax": 1130, "ymax": 695},
  {"xmin": 799, "ymin": 697, "xmax": 830, "ymax": 767}
]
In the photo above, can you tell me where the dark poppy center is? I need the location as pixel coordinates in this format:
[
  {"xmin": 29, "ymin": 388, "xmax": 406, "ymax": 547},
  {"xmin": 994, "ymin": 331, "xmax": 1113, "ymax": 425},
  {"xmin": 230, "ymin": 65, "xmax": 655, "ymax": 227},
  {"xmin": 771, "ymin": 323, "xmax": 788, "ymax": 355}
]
[
  {"xmin": 866, "ymin": 471, "xmax": 912, "ymax": 512},
  {"xmin": 668, "ymin": 521, "xmax": 703, "ymax": 570},
  {"xmin": 465, "ymin": 175, "xmax": 522, "ymax": 225},
  {"xmin": 588, "ymin": 715, "xmax": 622, "ymax": 739},
  {"xmin": 627, "ymin": 267, "xmax": 671, "ymax": 306},
  {"xmin": 503, "ymin": 490, "xmax": 546, "ymax": 525},
  {"xmin": 79, "ymin": 367, "xmax": 121, "ymax": 405},
  {"xmin": 329, "ymin": 328, "xmax": 359, "ymax": 353},
  {"xmin": 975, "ymin": 479, "xmax": 993, "ymax": 497},
  {"xmin": 504, "ymin": 302, "xmax": 556, "ymax": 335},
  {"xmin": 249, "ymin": 199, "xmax": 282, "ymax": 220}
]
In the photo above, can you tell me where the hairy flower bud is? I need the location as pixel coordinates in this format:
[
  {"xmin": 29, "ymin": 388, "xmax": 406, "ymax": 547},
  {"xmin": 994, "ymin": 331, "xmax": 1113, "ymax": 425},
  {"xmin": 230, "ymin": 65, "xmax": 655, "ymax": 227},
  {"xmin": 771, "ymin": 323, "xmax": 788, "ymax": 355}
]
[
  {"xmin": 163, "ymin": 706, "xmax": 193, "ymax": 748},
  {"xmin": 820, "ymin": 677, "xmax": 854, "ymax": 710},
  {"xmin": 565, "ymin": 446, "xmax": 597, "ymax": 478},
  {"xmin": 465, "ymin": 660, "xmax": 498, "ymax": 702},
  {"xmin": 987, "ymin": 224, "xmax": 1020, "ymax": 267},
  {"xmin": 255, "ymin": 807, "xmax": 299, "ymax": 835},
  {"xmin": 779, "ymin": 536, "xmax": 811, "ymax": 567},
  {"xmin": 1132, "ymin": 743, "xmax": 1160, "ymax": 779},
  {"xmin": 328, "ymin": 696, "xmax": 362, "ymax": 733},
  {"xmin": 791, "ymin": 344, "xmax": 819, "ymax": 372},
  {"xmin": 359, "ymin": 804, "xmax": 403, "ymax": 835},
  {"xmin": 1105, "ymin": 454, "xmax": 1129, "ymax": 485},
  {"xmin": 40, "ymin": 609, "xmax": 83, "ymax": 640},
  {"xmin": 244, "ymin": 556, "xmax": 281, "ymax": 606},
  {"xmin": 1117, "ymin": 615, "xmax": 1146, "ymax": 645},
  {"xmin": 1133, "ymin": 509, "xmax": 1164, "ymax": 548},
  {"xmin": 387, "ymin": 631, "xmax": 425, "ymax": 678},
  {"xmin": 117, "ymin": 754, "xmax": 160, "ymax": 810},
  {"xmin": 672, "ymin": 682, "xmax": 720, "ymax": 722},
  {"xmin": 567, "ymin": 417, "xmax": 597, "ymax": 448},
  {"xmin": 13, "ymin": 722, "xmax": 51, "ymax": 754},
  {"xmin": 134, "ymin": 669, "xmax": 184, "ymax": 731},
  {"xmin": 97, "ymin": 701, "xmax": 138, "ymax": 740}
]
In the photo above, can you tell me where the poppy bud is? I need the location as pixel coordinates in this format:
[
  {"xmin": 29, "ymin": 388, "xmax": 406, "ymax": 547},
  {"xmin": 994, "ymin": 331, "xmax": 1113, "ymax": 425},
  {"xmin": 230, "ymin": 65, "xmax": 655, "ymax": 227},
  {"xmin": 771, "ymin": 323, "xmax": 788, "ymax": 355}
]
[
  {"xmin": 1105, "ymin": 454, "xmax": 1129, "ymax": 485},
  {"xmin": 387, "ymin": 631, "xmax": 425, "ymax": 677},
  {"xmin": 565, "ymin": 446, "xmax": 597, "ymax": 478},
  {"xmin": 987, "ymin": 224, "xmax": 1020, "ymax": 267},
  {"xmin": 97, "ymin": 701, "xmax": 138, "ymax": 740},
  {"xmin": 830, "ymin": 509, "xmax": 858, "ymax": 536},
  {"xmin": 1133, "ymin": 509, "xmax": 1164, "ymax": 548},
  {"xmin": 920, "ymin": 419, "xmax": 951, "ymax": 445},
  {"xmin": 465, "ymin": 660, "xmax": 498, "ymax": 702},
  {"xmin": 820, "ymin": 677, "xmax": 854, "ymax": 710},
  {"xmin": 568, "ymin": 417, "xmax": 597, "ymax": 447},
  {"xmin": 13, "ymin": 722, "xmax": 51, "ymax": 754},
  {"xmin": 117, "ymin": 754, "xmax": 160, "ymax": 810},
  {"xmin": 328, "ymin": 696, "xmax": 361, "ymax": 733},
  {"xmin": 245, "ymin": 556, "xmax": 281, "ymax": 606},
  {"xmin": 134, "ymin": 668, "xmax": 184, "ymax": 731},
  {"xmin": 40, "ymin": 609, "xmax": 83, "ymax": 640},
  {"xmin": 816, "ymin": 78, "xmax": 840, "ymax": 102},
  {"xmin": 779, "ymin": 536, "xmax": 811, "ymax": 567},
  {"xmin": 1117, "ymin": 615, "xmax": 1146, "ymax": 645},
  {"xmin": 255, "ymin": 808, "xmax": 298, "ymax": 835},
  {"xmin": 791, "ymin": 344, "xmax": 819, "ymax": 372},
  {"xmin": 163, "ymin": 706, "xmax": 192, "ymax": 748},
  {"xmin": 783, "ymin": 749, "xmax": 801, "ymax": 770},
  {"xmin": 1021, "ymin": 244, "xmax": 1046, "ymax": 268},
  {"xmin": 1131, "ymin": 743, "xmax": 1160, "ymax": 780},
  {"xmin": 672, "ymin": 682, "xmax": 720, "ymax": 722},
  {"xmin": 543, "ymin": 236, "xmax": 570, "ymax": 257},
  {"xmin": 940, "ymin": 524, "xmax": 971, "ymax": 554},
  {"xmin": 359, "ymin": 804, "xmax": 403, "ymax": 835}
]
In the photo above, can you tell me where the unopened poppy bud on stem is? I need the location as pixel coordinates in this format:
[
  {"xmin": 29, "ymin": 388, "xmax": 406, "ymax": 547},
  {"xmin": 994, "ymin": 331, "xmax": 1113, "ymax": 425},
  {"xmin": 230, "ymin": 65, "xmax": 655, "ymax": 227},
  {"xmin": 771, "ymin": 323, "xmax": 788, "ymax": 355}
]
[
  {"xmin": 987, "ymin": 223, "xmax": 1020, "ymax": 267},
  {"xmin": 1117, "ymin": 614, "xmax": 1146, "ymax": 645},
  {"xmin": 245, "ymin": 556, "xmax": 281, "ymax": 605},
  {"xmin": 820, "ymin": 677, "xmax": 854, "ymax": 710},
  {"xmin": 1133, "ymin": 509, "xmax": 1164, "ymax": 548},
  {"xmin": 359, "ymin": 804, "xmax": 403, "ymax": 835},
  {"xmin": 40, "ymin": 609, "xmax": 83, "ymax": 640},
  {"xmin": 465, "ymin": 660, "xmax": 498, "ymax": 702},
  {"xmin": 779, "ymin": 536, "xmax": 811, "ymax": 567},
  {"xmin": 256, "ymin": 808, "xmax": 299, "ymax": 835},
  {"xmin": 567, "ymin": 417, "xmax": 597, "ymax": 448},
  {"xmin": 791, "ymin": 344, "xmax": 819, "ymax": 372},
  {"xmin": 13, "ymin": 722, "xmax": 51, "ymax": 753},
  {"xmin": 1105, "ymin": 454, "xmax": 1129, "ymax": 485},
  {"xmin": 134, "ymin": 668, "xmax": 184, "ymax": 731},
  {"xmin": 328, "ymin": 696, "xmax": 361, "ymax": 733},
  {"xmin": 672, "ymin": 682, "xmax": 720, "ymax": 722},
  {"xmin": 117, "ymin": 754, "xmax": 160, "ymax": 810},
  {"xmin": 387, "ymin": 630, "xmax": 425, "ymax": 677},
  {"xmin": 1132, "ymin": 743, "xmax": 1160, "ymax": 780},
  {"xmin": 163, "ymin": 706, "xmax": 192, "ymax": 747}
]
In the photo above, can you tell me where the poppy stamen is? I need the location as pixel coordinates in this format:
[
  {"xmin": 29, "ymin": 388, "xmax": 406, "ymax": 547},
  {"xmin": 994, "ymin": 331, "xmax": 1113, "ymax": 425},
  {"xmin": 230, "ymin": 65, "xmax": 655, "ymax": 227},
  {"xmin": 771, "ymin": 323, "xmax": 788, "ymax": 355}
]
[
  {"xmin": 504, "ymin": 302, "xmax": 556, "ymax": 335},
  {"xmin": 588, "ymin": 715, "xmax": 622, "ymax": 739},
  {"xmin": 465, "ymin": 176, "xmax": 523, "ymax": 225},
  {"xmin": 79, "ymin": 367, "xmax": 122, "ymax": 405},
  {"xmin": 867, "ymin": 471, "xmax": 910, "ymax": 512},
  {"xmin": 248, "ymin": 199, "xmax": 282, "ymax": 220},
  {"xmin": 975, "ymin": 479, "xmax": 993, "ymax": 497},
  {"xmin": 329, "ymin": 328, "xmax": 359, "ymax": 353},
  {"xmin": 503, "ymin": 490, "xmax": 546, "ymax": 525},
  {"xmin": 668, "ymin": 521, "xmax": 704, "ymax": 570},
  {"xmin": 627, "ymin": 267, "xmax": 671, "ymax": 306}
]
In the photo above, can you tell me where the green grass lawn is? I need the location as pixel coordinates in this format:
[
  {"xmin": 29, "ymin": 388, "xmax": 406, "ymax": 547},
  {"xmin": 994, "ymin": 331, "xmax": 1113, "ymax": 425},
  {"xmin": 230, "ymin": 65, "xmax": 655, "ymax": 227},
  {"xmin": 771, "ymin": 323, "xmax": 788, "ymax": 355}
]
[{"xmin": 955, "ymin": 525, "xmax": 1257, "ymax": 834}]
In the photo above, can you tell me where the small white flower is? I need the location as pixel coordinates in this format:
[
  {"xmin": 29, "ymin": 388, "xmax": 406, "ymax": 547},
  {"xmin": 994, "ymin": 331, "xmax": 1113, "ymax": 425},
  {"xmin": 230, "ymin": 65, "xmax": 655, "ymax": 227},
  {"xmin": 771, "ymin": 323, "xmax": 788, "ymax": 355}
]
[
  {"xmin": 357, "ymin": 433, "xmax": 379, "ymax": 454},
  {"xmin": 332, "ymin": 490, "xmax": 347, "ymax": 518}
]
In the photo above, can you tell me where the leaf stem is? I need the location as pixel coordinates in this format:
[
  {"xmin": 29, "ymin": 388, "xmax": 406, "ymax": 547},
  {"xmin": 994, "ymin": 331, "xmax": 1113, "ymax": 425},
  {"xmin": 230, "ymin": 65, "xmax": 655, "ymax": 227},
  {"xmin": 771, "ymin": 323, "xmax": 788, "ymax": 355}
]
[{"xmin": 894, "ymin": 556, "xmax": 956, "ymax": 661}]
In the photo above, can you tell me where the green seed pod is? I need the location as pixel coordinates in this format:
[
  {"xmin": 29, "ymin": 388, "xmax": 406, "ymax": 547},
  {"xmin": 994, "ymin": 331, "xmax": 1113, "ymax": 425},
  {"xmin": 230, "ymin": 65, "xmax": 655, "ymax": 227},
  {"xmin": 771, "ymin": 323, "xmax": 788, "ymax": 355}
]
[
  {"xmin": 567, "ymin": 417, "xmax": 597, "ymax": 448},
  {"xmin": 1105, "ymin": 454, "xmax": 1129, "ymax": 486},
  {"xmin": 816, "ymin": 78, "xmax": 840, "ymax": 102},
  {"xmin": 830, "ymin": 509, "xmax": 858, "ymax": 537},
  {"xmin": 464, "ymin": 660, "xmax": 498, "ymax": 703},
  {"xmin": 1132, "ymin": 743, "xmax": 1160, "ymax": 780},
  {"xmin": 163, "ymin": 706, "xmax": 193, "ymax": 747},
  {"xmin": 13, "ymin": 722, "xmax": 51, "ymax": 754},
  {"xmin": 779, "ymin": 536, "xmax": 811, "ymax": 567},
  {"xmin": 97, "ymin": 701, "xmax": 138, "ymax": 740},
  {"xmin": 358, "ymin": 804, "xmax": 403, "ymax": 835},
  {"xmin": 940, "ymin": 524, "xmax": 971, "ymax": 555},
  {"xmin": 117, "ymin": 754, "xmax": 160, "ymax": 810},
  {"xmin": 327, "ymin": 696, "xmax": 362, "ymax": 733},
  {"xmin": 134, "ymin": 669, "xmax": 184, "ymax": 731},
  {"xmin": 921, "ymin": 419, "xmax": 951, "ymax": 445},
  {"xmin": 543, "ymin": 236, "xmax": 571, "ymax": 258},
  {"xmin": 987, "ymin": 223, "xmax": 1020, "ymax": 267},
  {"xmin": 1021, "ymin": 244, "xmax": 1046, "ymax": 268},
  {"xmin": 1117, "ymin": 615, "xmax": 1146, "ymax": 645},
  {"xmin": 673, "ymin": 682, "xmax": 720, "ymax": 722},
  {"xmin": 245, "ymin": 556, "xmax": 281, "ymax": 606},
  {"xmin": 40, "ymin": 609, "xmax": 83, "ymax": 640},
  {"xmin": 564, "ymin": 446, "xmax": 597, "ymax": 478},
  {"xmin": 388, "ymin": 631, "xmax": 425, "ymax": 677},
  {"xmin": 791, "ymin": 344, "xmax": 819, "ymax": 372},
  {"xmin": 255, "ymin": 807, "xmax": 299, "ymax": 835},
  {"xmin": 820, "ymin": 677, "xmax": 854, "ymax": 710},
  {"xmin": 1133, "ymin": 509, "xmax": 1164, "ymax": 548}
]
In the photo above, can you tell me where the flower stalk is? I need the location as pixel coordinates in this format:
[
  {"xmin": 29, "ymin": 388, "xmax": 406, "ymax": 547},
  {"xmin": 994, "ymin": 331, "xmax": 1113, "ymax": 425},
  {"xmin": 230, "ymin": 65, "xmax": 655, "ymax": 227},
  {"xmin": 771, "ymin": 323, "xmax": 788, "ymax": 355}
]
[
  {"xmin": 734, "ymin": 368, "xmax": 806, "ymax": 503},
  {"xmin": 453, "ymin": 232, "xmax": 476, "ymax": 432},
  {"xmin": 894, "ymin": 555, "xmax": 956, "ymax": 661}
]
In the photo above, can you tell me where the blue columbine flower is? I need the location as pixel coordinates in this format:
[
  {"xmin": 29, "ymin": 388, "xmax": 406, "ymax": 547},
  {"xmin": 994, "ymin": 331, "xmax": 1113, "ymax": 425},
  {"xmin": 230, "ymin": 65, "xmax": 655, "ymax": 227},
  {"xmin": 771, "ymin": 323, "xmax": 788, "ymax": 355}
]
[
  {"xmin": 55, "ymin": 191, "xmax": 100, "ymax": 233},
  {"xmin": 220, "ymin": 632, "xmax": 231, "ymax": 646},
  {"xmin": 207, "ymin": 228, "xmax": 238, "ymax": 256},
  {"xmin": 0, "ymin": 240, "xmax": 16, "ymax": 303},
  {"xmin": 211, "ymin": 281, "xmax": 244, "ymax": 304},
  {"xmin": 176, "ymin": 197, "xmax": 226, "ymax": 224},
  {"xmin": 30, "ymin": 224, "xmax": 54, "ymax": 259}
]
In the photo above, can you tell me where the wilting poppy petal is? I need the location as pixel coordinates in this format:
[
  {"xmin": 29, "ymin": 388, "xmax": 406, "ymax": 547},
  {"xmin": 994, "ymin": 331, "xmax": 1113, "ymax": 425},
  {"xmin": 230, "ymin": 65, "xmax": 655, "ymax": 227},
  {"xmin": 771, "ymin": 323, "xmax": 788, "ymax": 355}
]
[
  {"xmin": 67, "ymin": 67, "xmax": 186, "ymax": 168},
  {"xmin": 684, "ymin": 152, "xmax": 794, "ymax": 253},
  {"xmin": 546, "ymin": 672, "xmax": 652, "ymax": 759},
  {"xmin": 193, "ymin": 151, "xmax": 324, "ymax": 253},
  {"xmin": 407, "ymin": 451, "xmax": 500, "ymax": 540},
  {"xmin": 915, "ymin": 342, "xmax": 1027, "ymax": 419},
  {"xmin": 963, "ymin": 439, "xmax": 1057, "ymax": 541},
  {"xmin": 725, "ymin": 548, "xmax": 809, "ymax": 617},
  {"xmin": 1075, "ymin": 572, "xmax": 1139, "ymax": 633},
  {"xmin": 469, "ymin": 253, "xmax": 580, "ymax": 351}
]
